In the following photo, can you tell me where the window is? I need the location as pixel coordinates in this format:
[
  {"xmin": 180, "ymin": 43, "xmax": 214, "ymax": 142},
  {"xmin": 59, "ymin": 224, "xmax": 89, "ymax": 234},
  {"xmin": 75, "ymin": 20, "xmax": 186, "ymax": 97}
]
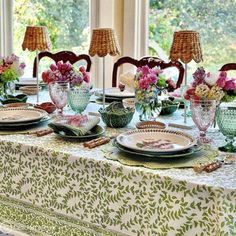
[
  {"xmin": 13, "ymin": 0, "xmax": 90, "ymax": 77},
  {"xmin": 149, "ymin": 0, "xmax": 236, "ymax": 77}
]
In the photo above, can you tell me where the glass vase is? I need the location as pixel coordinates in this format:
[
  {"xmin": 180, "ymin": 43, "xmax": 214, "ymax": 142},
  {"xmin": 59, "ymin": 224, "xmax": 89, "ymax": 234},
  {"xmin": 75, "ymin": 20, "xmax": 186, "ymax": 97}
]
[
  {"xmin": 190, "ymin": 98, "xmax": 217, "ymax": 143},
  {"xmin": 216, "ymin": 104, "xmax": 236, "ymax": 152},
  {"xmin": 135, "ymin": 87, "xmax": 162, "ymax": 121}
]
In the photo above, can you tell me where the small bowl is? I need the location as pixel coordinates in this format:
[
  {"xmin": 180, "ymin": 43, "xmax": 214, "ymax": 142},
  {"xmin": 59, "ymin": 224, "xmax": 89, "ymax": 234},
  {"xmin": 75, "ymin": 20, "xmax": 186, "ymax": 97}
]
[
  {"xmin": 0, "ymin": 94, "xmax": 28, "ymax": 104},
  {"xmin": 160, "ymin": 98, "xmax": 179, "ymax": 115},
  {"xmin": 34, "ymin": 102, "xmax": 56, "ymax": 114},
  {"xmin": 122, "ymin": 98, "xmax": 135, "ymax": 109},
  {"xmin": 99, "ymin": 102, "xmax": 135, "ymax": 128}
]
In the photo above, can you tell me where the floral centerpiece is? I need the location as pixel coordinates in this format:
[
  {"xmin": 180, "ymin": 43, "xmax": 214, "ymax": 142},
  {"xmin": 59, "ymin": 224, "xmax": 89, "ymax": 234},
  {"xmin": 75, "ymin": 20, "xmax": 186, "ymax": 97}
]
[
  {"xmin": 184, "ymin": 67, "xmax": 236, "ymax": 102},
  {"xmin": 129, "ymin": 65, "xmax": 176, "ymax": 121},
  {"xmin": 42, "ymin": 61, "xmax": 90, "ymax": 87},
  {"xmin": 0, "ymin": 54, "xmax": 25, "ymax": 97}
]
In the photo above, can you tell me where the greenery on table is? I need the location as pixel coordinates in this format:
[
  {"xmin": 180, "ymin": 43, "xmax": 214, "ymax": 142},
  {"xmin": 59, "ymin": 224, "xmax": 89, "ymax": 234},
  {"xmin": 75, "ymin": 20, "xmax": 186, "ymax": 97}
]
[{"xmin": 149, "ymin": 0, "xmax": 236, "ymax": 72}]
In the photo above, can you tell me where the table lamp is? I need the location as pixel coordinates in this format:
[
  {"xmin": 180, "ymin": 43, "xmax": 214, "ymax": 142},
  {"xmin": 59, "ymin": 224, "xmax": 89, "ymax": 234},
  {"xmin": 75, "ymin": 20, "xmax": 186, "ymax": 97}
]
[
  {"xmin": 169, "ymin": 30, "xmax": 203, "ymax": 125},
  {"xmin": 89, "ymin": 28, "xmax": 121, "ymax": 108},
  {"xmin": 22, "ymin": 26, "xmax": 52, "ymax": 103}
]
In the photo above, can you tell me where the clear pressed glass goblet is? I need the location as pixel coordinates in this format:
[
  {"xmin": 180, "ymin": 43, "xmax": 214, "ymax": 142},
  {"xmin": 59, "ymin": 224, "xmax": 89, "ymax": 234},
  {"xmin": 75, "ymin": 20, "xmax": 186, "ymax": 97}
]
[
  {"xmin": 216, "ymin": 104, "xmax": 236, "ymax": 152},
  {"xmin": 68, "ymin": 86, "xmax": 91, "ymax": 114},
  {"xmin": 190, "ymin": 98, "xmax": 217, "ymax": 143},
  {"xmin": 48, "ymin": 82, "xmax": 69, "ymax": 114}
]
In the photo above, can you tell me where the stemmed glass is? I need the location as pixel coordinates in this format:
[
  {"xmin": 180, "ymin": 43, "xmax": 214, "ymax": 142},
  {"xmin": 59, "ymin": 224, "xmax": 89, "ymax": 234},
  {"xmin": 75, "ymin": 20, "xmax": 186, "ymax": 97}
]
[
  {"xmin": 216, "ymin": 103, "xmax": 236, "ymax": 152},
  {"xmin": 68, "ymin": 86, "xmax": 91, "ymax": 114},
  {"xmin": 190, "ymin": 98, "xmax": 217, "ymax": 143},
  {"xmin": 48, "ymin": 82, "xmax": 69, "ymax": 115}
]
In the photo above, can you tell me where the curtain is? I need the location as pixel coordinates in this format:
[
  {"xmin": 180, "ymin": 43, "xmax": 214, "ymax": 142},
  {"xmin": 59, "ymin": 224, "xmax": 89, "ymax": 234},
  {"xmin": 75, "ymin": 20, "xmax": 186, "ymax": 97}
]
[{"xmin": 0, "ymin": 0, "xmax": 13, "ymax": 57}]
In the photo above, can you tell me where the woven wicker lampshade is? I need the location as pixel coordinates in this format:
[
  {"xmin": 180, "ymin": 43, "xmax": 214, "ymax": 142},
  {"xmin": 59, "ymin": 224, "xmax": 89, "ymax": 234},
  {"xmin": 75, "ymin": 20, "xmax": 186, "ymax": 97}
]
[
  {"xmin": 169, "ymin": 30, "xmax": 203, "ymax": 63},
  {"xmin": 89, "ymin": 28, "xmax": 120, "ymax": 57},
  {"xmin": 22, "ymin": 26, "xmax": 51, "ymax": 52}
]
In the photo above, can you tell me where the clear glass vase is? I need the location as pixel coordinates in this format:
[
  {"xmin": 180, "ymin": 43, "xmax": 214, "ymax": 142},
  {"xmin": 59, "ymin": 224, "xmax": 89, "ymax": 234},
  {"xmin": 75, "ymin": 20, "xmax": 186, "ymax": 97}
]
[
  {"xmin": 216, "ymin": 104, "xmax": 236, "ymax": 152},
  {"xmin": 190, "ymin": 98, "xmax": 217, "ymax": 143},
  {"xmin": 135, "ymin": 87, "xmax": 162, "ymax": 121}
]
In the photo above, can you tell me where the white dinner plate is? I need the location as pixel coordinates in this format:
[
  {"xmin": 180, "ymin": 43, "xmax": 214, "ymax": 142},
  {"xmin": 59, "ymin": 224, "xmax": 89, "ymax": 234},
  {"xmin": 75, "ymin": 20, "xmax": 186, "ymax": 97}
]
[
  {"xmin": 0, "ymin": 108, "xmax": 47, "ymax": 124},
  {"xmin": 95, "ymin": 88, "xmax": 135, "ymax": 98},
  {"xmin": 116, "ymin": 129, "xmax": 197, "ymax": 153}
]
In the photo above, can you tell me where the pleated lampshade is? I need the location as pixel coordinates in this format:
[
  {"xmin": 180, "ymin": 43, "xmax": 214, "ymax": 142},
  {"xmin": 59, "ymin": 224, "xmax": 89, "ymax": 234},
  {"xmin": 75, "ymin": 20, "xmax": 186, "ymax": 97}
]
[
  {"xmin": 22, "ymin": 26, "xmax": 51, "ymax": 52},
  {"xmin": 89, "ymin": 28, "xmax": 121, "ymax": 57},
  {"xmin": 169, "ymin": 30, "xmax": 203, "ymax": 63}
]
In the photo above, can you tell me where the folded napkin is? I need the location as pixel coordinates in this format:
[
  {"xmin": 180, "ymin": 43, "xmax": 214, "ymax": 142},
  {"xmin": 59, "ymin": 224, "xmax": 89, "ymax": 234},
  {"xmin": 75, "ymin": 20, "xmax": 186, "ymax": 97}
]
[{"xmin": 48, "ymin": 116, "xmax": 100, "ymax": 136}]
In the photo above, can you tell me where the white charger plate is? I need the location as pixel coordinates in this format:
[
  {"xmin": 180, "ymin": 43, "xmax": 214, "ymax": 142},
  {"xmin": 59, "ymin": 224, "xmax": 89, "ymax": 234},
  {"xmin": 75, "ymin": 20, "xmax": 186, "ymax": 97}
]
[
  {"xmin": 95, "ymin": 88, "xmax": 135, "ymax": 98},
  {"xmin": 0, "ymin": 108, "xmax": 47, "ymax": 124},
  {"xmin": 116, "ymin": 129, "xmax": 197, "ymax": 153}
]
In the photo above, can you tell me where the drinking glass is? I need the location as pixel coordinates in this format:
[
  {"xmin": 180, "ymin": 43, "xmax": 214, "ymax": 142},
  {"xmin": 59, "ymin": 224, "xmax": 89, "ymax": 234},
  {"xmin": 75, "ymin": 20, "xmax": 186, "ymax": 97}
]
[
  {"xmin": 190, "ymin": 99, "xmax": 217, "ymax": 143},
  {"xmin": 216, "ymin": 104, "xmax": 236, "ymax": 152},
  {"xmin": 68, "ymin": 86, "xmax": 91, "ymax": 114},
  {"xmin": 49, "ymin": 82, "xmax": 69, "ymax": 114}
]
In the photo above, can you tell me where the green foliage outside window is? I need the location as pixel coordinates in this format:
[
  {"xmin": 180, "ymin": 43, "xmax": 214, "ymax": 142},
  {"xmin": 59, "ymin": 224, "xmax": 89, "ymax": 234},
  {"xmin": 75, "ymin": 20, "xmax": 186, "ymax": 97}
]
[
  {"xmin": 14, "ymin": 0, "xmax": 89, "ymax": 76},
  {"xmin": 149, "ymin": 0, "xmax": 236, "ymax": 72}
]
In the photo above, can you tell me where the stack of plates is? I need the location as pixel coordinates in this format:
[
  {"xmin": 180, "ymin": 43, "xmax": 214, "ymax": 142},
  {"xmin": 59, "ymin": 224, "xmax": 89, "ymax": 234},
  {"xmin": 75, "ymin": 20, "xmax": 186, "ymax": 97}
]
[
  {"xmin": 114, "ymin": 129, "xmax": 199, "ymax": 159},
  {"xmin": 95, "ymin": 88, "xmax": 135, "ymax": 102},
  {"xmin": 0, "ymin": 108, "xmax": 50, "ymax": 130}
]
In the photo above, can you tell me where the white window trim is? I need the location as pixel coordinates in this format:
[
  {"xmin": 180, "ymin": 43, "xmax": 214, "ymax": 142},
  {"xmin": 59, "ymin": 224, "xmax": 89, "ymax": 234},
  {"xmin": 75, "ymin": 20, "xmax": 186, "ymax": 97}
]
[{"xmin": 0, "ymin": 0, "xmax": 13, "ymax": 57}]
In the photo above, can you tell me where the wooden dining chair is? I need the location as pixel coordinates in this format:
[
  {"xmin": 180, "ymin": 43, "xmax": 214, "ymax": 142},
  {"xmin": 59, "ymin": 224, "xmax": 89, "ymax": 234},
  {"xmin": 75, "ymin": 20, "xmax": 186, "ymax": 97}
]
[
  {"xmin": 219, "ymin": 63, "xmax": 236, "ymax": 72},
  {"xmin": 32, "ymin": 51, "xmax": 92, "ymax": 77},
  {"xmin": 112, "ymin": 56, "xmax": 184, "ymax": 88}
]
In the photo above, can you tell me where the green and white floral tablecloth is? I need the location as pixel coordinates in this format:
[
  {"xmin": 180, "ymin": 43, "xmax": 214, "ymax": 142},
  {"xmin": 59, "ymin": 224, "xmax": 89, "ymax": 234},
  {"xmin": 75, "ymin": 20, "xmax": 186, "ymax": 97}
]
[{"xmin": 0, "ymin": 104, "xmax": 235, "ymax": 235}]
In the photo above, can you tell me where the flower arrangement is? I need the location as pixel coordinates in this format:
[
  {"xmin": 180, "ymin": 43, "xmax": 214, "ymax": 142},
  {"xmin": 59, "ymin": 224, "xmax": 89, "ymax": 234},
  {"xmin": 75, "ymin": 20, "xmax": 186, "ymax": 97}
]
[
  {"xmin": 42, "ymin": 61, "xmax": 90, "ymax": 86},
  {"xmin": 0, "ymin": 54, "xmax": 25, "ymax": 95},
  {"xmin": 131, "ymin": 65, "xmax": 176, "ymax": 121},
  {"xmin": 134, "ymin": 65, "xmax": 176, "ymax": 92},
  {"xmin": 185, "ymin": 67, "xmax": 236, "ymax": 102}
]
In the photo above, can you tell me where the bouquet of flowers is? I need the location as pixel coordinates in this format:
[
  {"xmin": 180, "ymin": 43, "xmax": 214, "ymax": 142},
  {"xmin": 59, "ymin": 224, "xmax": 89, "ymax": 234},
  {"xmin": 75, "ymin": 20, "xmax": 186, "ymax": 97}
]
[
  {"xmin": 185, "ymin": 67, "xmax": 236, "ymax": 102},
  {"xmin": 42, "ymin": 61, "xmax": 90, "ymax": 87},
  {"xmin": 134, "ymin": 65, "xmax": 176, "ymax": 92},
  {"xmin": 0, "ymin": 54, "xmax": 25, "ymax": 95},
  {"xmin": 129, "ymin": 65, "xmax": 176, "ymax": 121}
]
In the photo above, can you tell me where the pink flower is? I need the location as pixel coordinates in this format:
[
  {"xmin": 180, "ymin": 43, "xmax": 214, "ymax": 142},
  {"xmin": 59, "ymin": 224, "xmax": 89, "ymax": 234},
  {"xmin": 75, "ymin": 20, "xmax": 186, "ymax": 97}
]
[
  {"xmin": 147, "ymin": 73, "xmax": 157, "ymax": 84},
  {"xmin": 138, "ymin": 78, "xmax": 150, "ymax": 90},
  {"xmin": 50, "ymin": 63, "xmax": 58, "ymax": 71},
  {"xmin": 224, "ymin": 79, "xmax": 236, "ymax": 91},
  {"xmin": 137, "ymin": 65, "xmax": 150, "ymax": 75},
  {"xmin": 151, "ymin": 66, "xmax": 163, "ymax": 75},
  {"xmin": 216, "ymin": 74, "xmax": 226, "ymax": 88},
  {"xmin": 79, "ymin": 66, "xmax": 86, "ymax": 73}
]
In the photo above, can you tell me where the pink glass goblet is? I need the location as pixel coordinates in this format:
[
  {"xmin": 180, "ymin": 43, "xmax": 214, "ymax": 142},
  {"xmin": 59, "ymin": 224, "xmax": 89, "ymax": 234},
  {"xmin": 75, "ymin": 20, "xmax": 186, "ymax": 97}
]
[
  {"xmin": 190, "ymin": 98, "xmax": 217, "ymax": 144},
  {"xmin": 49, "ymin": 82, "xmax": 69, "ymax": 115}
]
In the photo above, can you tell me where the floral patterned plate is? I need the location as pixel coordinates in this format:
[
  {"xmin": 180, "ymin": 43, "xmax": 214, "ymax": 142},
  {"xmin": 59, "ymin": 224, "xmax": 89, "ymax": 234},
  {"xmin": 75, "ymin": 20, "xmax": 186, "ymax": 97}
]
[
  {"xmin": 0, "ymin": 108, "xmax": 47, "ymax": 124},
  {"xmin": 113, "ymin": 139, "xmax": 202, "ymax": 159},
  {"xmin": 116, "ymin": 129, "xmax": 197, "ymax": 154}
]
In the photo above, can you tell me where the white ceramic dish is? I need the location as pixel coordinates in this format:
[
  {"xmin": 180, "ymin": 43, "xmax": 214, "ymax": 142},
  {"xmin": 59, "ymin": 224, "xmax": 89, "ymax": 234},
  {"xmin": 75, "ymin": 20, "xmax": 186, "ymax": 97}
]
[
  {"xmin": 95, "ymin": 88, "xmax": 135, "ymax": 98},
  {"xmin": 0, "ymin": 108, "xmax": 47, "ymax": 124},
  {"xmin": 116, "ymin": 129, "xmax": 196, "ymax": 153}
]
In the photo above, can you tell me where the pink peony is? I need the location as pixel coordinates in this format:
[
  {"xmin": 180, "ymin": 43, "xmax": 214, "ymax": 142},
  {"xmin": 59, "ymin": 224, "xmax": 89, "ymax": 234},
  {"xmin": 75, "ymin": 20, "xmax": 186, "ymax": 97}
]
[
  {"xmin": 224, "ymin": 79, "xmax": 236, "ymax": 91},
  {"xmin": 138, "ymin": 78, "xmax": 150, "ymax": 90}
]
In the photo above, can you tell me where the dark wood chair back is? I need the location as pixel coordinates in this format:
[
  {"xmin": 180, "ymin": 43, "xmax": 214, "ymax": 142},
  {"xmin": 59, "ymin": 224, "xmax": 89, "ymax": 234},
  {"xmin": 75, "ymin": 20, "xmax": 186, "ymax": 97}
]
[
  {"xmin": 112, "ymin": 56, "xmax": 184, "ymax": 88},
  {"xmin": 219, "ymin": 63, "xmax": 236, "ymax": 72},
  {"xmin": 33, "ymin": 51, "xmax": 92, "ymax": 77}
]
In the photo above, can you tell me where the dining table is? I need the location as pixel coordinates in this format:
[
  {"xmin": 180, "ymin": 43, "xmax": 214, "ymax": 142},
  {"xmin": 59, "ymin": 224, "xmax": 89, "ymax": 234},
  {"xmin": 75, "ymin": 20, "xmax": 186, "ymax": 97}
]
[{"xmin": 0, "ymin": 90, "xmax": 235, "ymax": 236}]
